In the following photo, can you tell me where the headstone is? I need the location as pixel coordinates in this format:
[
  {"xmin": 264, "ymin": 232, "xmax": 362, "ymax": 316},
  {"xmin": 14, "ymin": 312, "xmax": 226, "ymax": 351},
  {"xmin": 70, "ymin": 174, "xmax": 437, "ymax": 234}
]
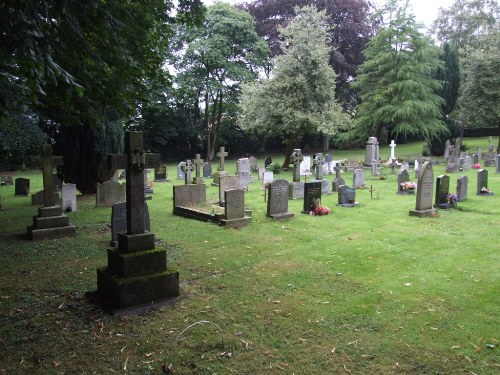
[
  {"xmin": 444, "ymin": 140, "xmax": 451, "ymax": 159},
  {"xmin": 144, "ymin": 170, "xmax": 154, "ymax": 194},
  {"xmin": 463, "ymin": 156, "xmax": 472, "ymax": 171},
  {"xmin": 332, "ymin": 163, "xmax": 343, "ymax": 193},
  {"xmin": 154, "ymin": 164, "xmax": 168, "ymax": 182},
  {"xmin": 337, "ymin": 185, "xmax": 358, "ymax": 207},
  {"xmin": 53, "ymin": 173, "xmax": 63, "ymax": 192},
  {"xmin": 313, "ymin": 153, "xmax": 325, "ymax": 180},
  {"xmin": 182, "ymin": 160, "xmax": 194, "ymax": 184},
  {"xmin": 370, "ymin": 163, "xmax": 379, "ymax": 177},
  {"xmin": 389, "ymin": 140, "xmax": 397, "ymax": 162},
  {"xmin": 409, "ymin": 161, "xmax": 436, "ymax": 218},
  {"xmin": 300, "ymin": 156, "xmax": 311, "ymax": 176},
  {"xmin": 325, "ymin": 153, "xmax": 333, "ymax": 173},
  {"xmin": 173, "ymin": 184, "xmax": 206, "ymax": 208},
  {"xmin": 264, "ymin": 156, "xmax": 272, "ymax": 169},
  {"xmin": 456, "ymin": 176, "xmax": 468, "ymax": 202},
  {"xmin": 353, "ymin": 169, "xmax": 365, "ymax": 188},
  {"xmin": 288, "ymin": 181, "xmax": 304, "ymax": 200},
  {"xmin": 434, "ymin": 175, "xmax": 451, "ymax": 209},
  {"xmin": 267, "ymin": 179, "xmax": 294, "ymax": 220},
  {"xmin": 203, "ymin": 162, "xmax": 212, "ymax": 178},
  {"xmin": 476, "ymin": 169, "xmax": 494, "ymax": 195},
  {"xmin": 262, "ymin": 171, "xmax": 274, "ymax": 189},
  {"xmin": 27, "ymin": 144, "xmax": 76, "ymax": 240},
  {"xmin": 220, "ymin": 189, "xmax": 251, "ymax": 228},
  {"xmin": 302, "ymin": 181, "xmax": 321, "ymax": 214},
  {"xmin": 347, "ymin": 159, "xmax": 355, "ymax": 172},
  {"xmin": 96, "ymin": 180, "xmax": 126, "ymax": 207},
  {"xmin": 364, "ymin": 137, "xmax": 379, "ymax": 166},
  {"xmin": 258, "ymin": 167, "xmax": 265, "ymax": 180},
  {"xmin": 291, "ymin": 149, "xmax": 303, "ymax": 182},
  {"xmin": 484, "ymin": 151, "xmax": 496, "ymax": 167},
  {"xmin": 400, "ymin": 162, "xmax": 410, "ymax": 172},
  {"xmin": 177, "ymin": 162, "xmax": 186, "ymax": 180},
  {"xmin": 397, "ymin": 169, "xmax": 410, "ymax": 194},
  {"xmin": 61, "ymin": 184, "xmax": 77, "ymax": 212},
  {"xmin": 192, "ymin": 154, "xmax": 204, "ymax": 184},
  {"xmin": 472, "ymin": 154, "xmax": 479, "ymax": 164},
  {"xmin": 248, "ymin": 156, "xmax": 258, "ymax": 172},
  {"xmin": 321, "ymin": 179, "xmax": 331, "ymax": 195},
  {"xmin": 15, "ymin": 178, "xmax": 30, "ymax": 196},
  {"xmin": 112, "ymin": 170, "xmax": 120, "ymax": 182},
  {"xmin": 111, "ymin": 201, "xmax": 150, "ymax": 246},
  {"xmin": 0, "ymin": 175, "xmax": 13, "ymax": 185},
  {"xmin": 236, "ymin": 158, "xmax": 252, "ymax": 189},
  {"xmin": 212, "ymin": 147, "xmax": 229, "ymax": 186},
  {"xmin": 97, "ymin": 131, "xmax": 179, "ymax": 310},
  {"xmin": 219, "ymin": 175, "xmax": 241, "ymax": 205},
  {"xmin": 496, "ymin": 155, "xmax": 500, "ymax": 173}
]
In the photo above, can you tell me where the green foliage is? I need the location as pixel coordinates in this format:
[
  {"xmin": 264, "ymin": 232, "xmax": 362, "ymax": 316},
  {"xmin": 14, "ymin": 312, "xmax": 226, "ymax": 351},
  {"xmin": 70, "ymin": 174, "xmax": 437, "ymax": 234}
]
[
  {"xmin": 352, "ymin": 0, "xmax": 447, "ymax": 142},
  {"xmin": 425, "ymin": 117, "xmax": 461, "ymax": 156},
  {"xmin": 433, "ymin": 43, "xmax": 461, "ymax": 116},
  {"xmin": 265, "ymin": 162, "xmax": 282, "ymax": 174}
]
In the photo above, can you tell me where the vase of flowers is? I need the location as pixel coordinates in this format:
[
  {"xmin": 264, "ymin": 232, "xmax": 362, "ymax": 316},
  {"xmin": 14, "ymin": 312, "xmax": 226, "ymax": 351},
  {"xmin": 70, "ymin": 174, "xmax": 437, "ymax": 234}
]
[
  {"xmin": 473, "ymin": 163, "xmax": 481, "ymax": 169},
  {"xmin": 400, "ymin": 181, "xmax": 416, "ymax": 194},
  {"xmin": 447, "ymin": 193, "xmax": 458, "ymax": 207},
  {"xmin": 310, "ymin": 199, "xmax": 330, "ymax": 216},
  {"xmin": 480, "ymin": 187, "xmax": 490, "ymax": 194}
]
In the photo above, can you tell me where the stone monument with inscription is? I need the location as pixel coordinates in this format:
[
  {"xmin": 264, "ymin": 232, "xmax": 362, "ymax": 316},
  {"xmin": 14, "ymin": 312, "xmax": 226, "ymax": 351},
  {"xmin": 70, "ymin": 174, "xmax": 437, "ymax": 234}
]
[
  {"xmin": 267, "ymin": 179, "xmax": 294, "ymax": 220},
  {"xmin": 288, "ymin": 149, "xmax": 305, "ymax": 199},
  {"xmin": 409, "ymin": 161, "xmax": 436, "ymax": 218}
]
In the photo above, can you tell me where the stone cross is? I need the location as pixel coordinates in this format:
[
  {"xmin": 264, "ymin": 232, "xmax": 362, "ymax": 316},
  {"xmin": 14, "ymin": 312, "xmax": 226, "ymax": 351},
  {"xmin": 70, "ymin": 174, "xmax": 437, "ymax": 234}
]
[
  {"xmin": 182, "ymin": 160, "xmax": 194, "ymax": 184},
  {"xmin": 108, "ymin": 132, "xmax": 159, "ymax": 235},
  {"xmin": 334, "ymin": 163, "xmax": 342, "ymax": 179},
  {"xmin": 192, "ymin": 154, "xmax": 204, "ymax": 183},
  {"xmin": 291, "ymin": 149, "xmax": 303, "ymax": 182},
  {"xmin": 390, "ymin": 160, "xmax": 397, "ymax": 174},
  {"xmin": 217, "ymin": 147, "xmax": 228, "ymax": 171},
  {"xmin": 389, "ymin": 140, "xmax": 396, "ymax": 162},
  {"xmin": 40, "ymin": 144, "xmax": 64, "ymax": 207},
  {"xmin": 488, "ymin": 136, "xmax": 493, "ymax": 152},
  {"xmin": 313, "ymin": 153, "xmax": 325, "ymax": 180}
]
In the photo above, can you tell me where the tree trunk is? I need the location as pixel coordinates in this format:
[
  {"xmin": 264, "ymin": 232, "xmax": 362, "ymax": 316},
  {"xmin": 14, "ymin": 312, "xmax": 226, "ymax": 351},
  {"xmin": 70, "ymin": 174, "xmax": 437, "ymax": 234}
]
[
  {"xmin": 497, "ymin": 121, "xmax": 500, "ymax": 154},
  {"xmin": 282, "ymin": 138, "xmax": 297, "ymax": 171},
  {"xmin": 204, "ymin": 88, "xmax": 211, "ymax": 162},
  {"xmin": 375, "ymin": 123, "xmax": 384, "ymax": 141},
  {"xmin": 208, "ymin": 90, "xmax": 223, "ymax": 161},
  {"xmin": 322, "ymin": 134, "xmax": 330, "ymax": 153}
]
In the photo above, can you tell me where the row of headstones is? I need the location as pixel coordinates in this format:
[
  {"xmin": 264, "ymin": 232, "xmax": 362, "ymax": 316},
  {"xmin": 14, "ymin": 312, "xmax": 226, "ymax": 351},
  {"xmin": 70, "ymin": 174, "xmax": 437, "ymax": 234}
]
[{"xmin": 445, "ymin": 137, "xmax": 498, "ymax": 172}]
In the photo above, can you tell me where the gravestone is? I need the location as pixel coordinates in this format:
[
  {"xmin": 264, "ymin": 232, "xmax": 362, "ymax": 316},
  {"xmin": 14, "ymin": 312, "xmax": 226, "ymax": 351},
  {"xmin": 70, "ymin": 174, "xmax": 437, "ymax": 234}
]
[
  {"xmin": 444, "ymin": 140, "xmax": 451, "ymax": 159},
  {"xmin": 220, "ymin": 189, "xmax": 251, "ymax": 228},
  {"xmin": 347, "ymin": 159, "xmax": 356, "ymax": 172},
  {"xmin": 258, "ymin": 167, "xmax": 265, "ymax": 180},
  {"xmin": 144, "ymin": 170, "xmax": 154, "ymax": 194},
  {"xmin": 484, "ymin": 152, "xmax": 496, "ymax": 167},
  {"xmin": 177, "ymin": 162, "xmax": 186, "ymax": 180},
  {"xmin": 248, "ymin": 156, "xmax": 258, "ymax": 172},
  {"xmin": 325, "ymin": 153, "xmax": 333, "ymax": 174},
  {"xmin": 370, "ymin": 163, "xmax": 379, "ymax": 177},
  {"xmin": 389, "ymin": 140, "xmax": 397, "ymax": 162},
  {"xmin": 236, "ymin": 158, "xmax": 252, "ymax": 189},
  {"xmin": 364, "ymin": 137, "xmax": 379, "ymax": 166},
  {"xmin": 15, "ymin": 178, "xmax": 30, "ymax": 196},
  {"xmin": 353, "ymin": 169, "xmax": 365, "ymax": 188},
  {"xmin": 497, "ymin": 155, "xmax": 500, "ymax": 173},
  {"xmin": 434, "ymin": 175, "xmax": 451, "ymax": 209},
  {"xmin": 472, "ymin": 154, "xmax": 479, "ymax": 164},
  {"xmin": 238, "ymin": 172, "xmax": 252, "ymax": 191},
  {"xmin": 302, "ymin": 181, "xmax": 321, "ymax": 214},
  {"xmin": 463, "ymin": 156, "xmax": 472, "ymax": 171},
  {"xmin": 203, "ymin": 162, "xmax": 212, "ymax": 178},
  {"xmin": 96, "ymin": 180, "xmax": 126, "ymax": 207},
  {"xmin": 446, "ymin": 138, "xmax": 461, "ymax": 172},
  {"xmin": 337, "ymin": 185, "xmax": 358, "ymax": 207},
  {"xmin": 400, "ymin": 162, "xmax": 410, "ymax": 172},
  {"xmin": 262, "ymin": 171, "xmax": 274, "ymax": 189},
  {"xmin": 1, "ymin": 175, "xmax": 13, "ymax": 185},
  {"xmin": 32, "ymin": 190, "xmax": 58, "ymax": 206},
  {"xmin": 97, "ymin": 131, "xmax": 179, "ymax": 310},
  {"xmin": 291, "ymin": 149, "xmax": 303, "ymax": 182},
  {"xmin": 182, "ymin": 160, "xmax": 194, "ymax": 184},
  {"xmin": 476, "ymin": 169, "xmax": 494, "ymax": 196},
  {"xmin": 192, "ymin": 154, "xmax": 204, "ymax": 184},
  {"xmin": 267, "ymin": 179, "xmax": 294, "ymax": 220},
  {"xmin": 321, "ymin": 179, "xmax": 331, "ymax": 195},
  {"xmin": 212, "ymin": 147, "xmax": 229, "ymax": 186},
  {"xmin": 173, "ymin": 184, "xmax": 206, "ymax": 208},
  {"xmin": 313, "ymin": 153, "xmax": 325, "ymax": 180},
  {"xmin": 27, "ymin": 144, "xmax": 76, "ymax": 240},
  {"xmin": 300, "ymin": 156, "xmax": 311, "ymax": 176},
  {"xmin": 264, "ymin": 156, "xmax": 272, "ymax": 169},
  {"xmin": 456, "ymin": 176, "xmax": 468, "ymax": 202},
  {"xmin": 154, "ymin": 164, "xmax": 168, "ymax": 182},
  {"xmin": 332, "ymin": 163, "xmax": 345, "ymax": 193},
  {"xmin": 397, "ymin": 169, "xmax": 410, "ymax": 194},
  {"xmin": 409, "ymin": 161, "xmax": 436, "ymax": 218},
  {"xmin": 219, "ymin": 175, "xmax": 241, "ymax": 205},
  {"xmin": 477, "ymin": 147, "xmax": 482, "ymax": 160},
  {"xmin": 53, "ymin": 174, "xmax": 63, "ymax": 192},
  {"xmin": 288, "ymin": 181, "xmax": 304, "ymax": 200},
  {"xmin": 61, "ymin": 184, "xmax": 77, "ymax": 212},
  {"xmin": 111, "ymin": 201, "xmax": 150, "ymax": 246}
]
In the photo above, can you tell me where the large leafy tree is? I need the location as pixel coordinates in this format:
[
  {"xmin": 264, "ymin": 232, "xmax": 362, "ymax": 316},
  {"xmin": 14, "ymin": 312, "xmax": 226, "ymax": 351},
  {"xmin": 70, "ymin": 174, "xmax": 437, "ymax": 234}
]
[
  {"xmin": 352, "ymin": 0, "xmax": 446, "ymax": 143},
  {"xmin": 173, "ymin": 3, "xmax": 269, "ymax": 161},
  {"xmin": 457, "ymin": 31, "xmax": 500, "ymax": 153},
  {"xmin": 239, "ymin": 6, "xmax": 351, "ymax": 168},
  {"xmin": 240, "ymin": 0, "xmax": 375, "ymax": 108},
  {"xmin": 0, "ymin": 0, "xmax": 204, "ymax": 192}
]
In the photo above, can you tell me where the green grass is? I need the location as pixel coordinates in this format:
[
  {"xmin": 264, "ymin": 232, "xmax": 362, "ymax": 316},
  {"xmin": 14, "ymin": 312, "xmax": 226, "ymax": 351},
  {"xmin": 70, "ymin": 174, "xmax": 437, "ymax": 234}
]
[{"xmin": 0, "ymin": 137, "xmax": 499, "ymax": 374}]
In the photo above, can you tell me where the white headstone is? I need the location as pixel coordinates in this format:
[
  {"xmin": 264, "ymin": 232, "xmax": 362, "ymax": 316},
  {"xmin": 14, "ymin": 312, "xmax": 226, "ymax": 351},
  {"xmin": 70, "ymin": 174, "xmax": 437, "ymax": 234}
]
[
  {"xmin": 62, "ymin": 184, "xmax": 77, "ymax": 212},
  {"xmin": 262, "ymin": 171, "xmax": 274, "ymax": 189},
  {"xmin": 389, "ymin": 140, "xmax": 397, "ymax": 162},
  {"xmin": 300, "ymin": 156, "xmax": 311, "ymax": 176}
]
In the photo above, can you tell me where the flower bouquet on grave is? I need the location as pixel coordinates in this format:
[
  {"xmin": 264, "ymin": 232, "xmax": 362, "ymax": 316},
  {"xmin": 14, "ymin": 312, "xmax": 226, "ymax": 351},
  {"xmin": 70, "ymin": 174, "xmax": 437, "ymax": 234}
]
[
  {"xmin": 447, "ymin": 193, "xmax": 458, "ymax": 207},
  {"xmin": 400, "ymin": 181, "xmax": 417, "ymax": 193},
  {"xmin": 480, "ymin": 187, "xmax": 490, "ymax": 194},
  {"xmin": 473, "ymin": 163, "xmax": 481, "ymax": 169},
  {"xmin": 310, "ymin": 199, "xmax": 330, "ymax": 216}
]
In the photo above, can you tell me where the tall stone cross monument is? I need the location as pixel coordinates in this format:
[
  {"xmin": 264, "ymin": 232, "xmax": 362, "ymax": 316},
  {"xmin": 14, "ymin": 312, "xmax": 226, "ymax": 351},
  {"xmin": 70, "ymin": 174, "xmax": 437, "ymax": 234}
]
[
  {"xmin": 313, "ymin": 153, "xmax": 325, "ymax": 181},
  {"xmin": 27, "ymin": 144, "xmax": 76, "ymax": 240},
  {"xmin": 192, "ymin": 154, "xmax": 204, "ymax": 184},
  {"xmin": 291, "ymin": 149, "xmax": 303, "ymax": 183},
  {"xmin": 97, "ymin": 132, "xmax": 179, "ymax": 310},
  {"xmin": 212, "ymin": 146, "xmax": 229, "ymax": 186}
]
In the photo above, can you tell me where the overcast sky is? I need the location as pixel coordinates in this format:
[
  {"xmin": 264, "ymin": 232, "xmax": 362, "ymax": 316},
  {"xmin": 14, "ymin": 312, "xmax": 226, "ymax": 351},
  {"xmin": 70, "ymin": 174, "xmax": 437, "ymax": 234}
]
[{"xmin": 201, "ymin": 0, "xmax": 456, "ymax": 30}]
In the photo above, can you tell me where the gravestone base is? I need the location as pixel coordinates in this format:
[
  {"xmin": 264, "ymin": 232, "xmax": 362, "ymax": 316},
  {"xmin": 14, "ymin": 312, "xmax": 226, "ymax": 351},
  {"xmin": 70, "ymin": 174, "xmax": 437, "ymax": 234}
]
[
  {"xmin": 27, "ymin": 205, "xmax": 76, "ymax": 240},
  {"xmin": 173, "ymin": 205, "xmax": 224, "ymax": 223},
  {"xmin": 397, "ymin": 190, "xmax": 414, "ymax": 195},
  {"xmin": 106, "ymin": 247, "xmax": 167, "ymax": 277},
  {"xmin": 267, "ymin": 212, "xmax": 294, "ymax": 220},
  {"xmin": 434, "ymin": 203, "xmax": 453, "ymax": 209},
  {"xmin": 336, "ymin": 202, "xmax": 360, "ymax": 208},
  {"xmin": 477, "ymin": 192, "xmax": 494, "ymax": 196},
  {"xmin": 211, "ymin": 171, "xmax": 229, "ymax": 186},
  {"xmin": 288, "ymin": 182, "xmax": 304, "ymax": 199},
  {"xmin": 484, "ymin": 160, "xmax": 495, "ymax": 167},
  {"xmin": 193, "ymin": 177, "xmax": 204, "ymax": 184},
  {"xmin": 219, "ymin": 216, "xmax": 251, "ymax": 228},
  {"xmin": 97, "ymin": 268, "xmax": 179, "ymax": 309},
  {"xmin": 409, "ymin": 208, "xmax": 437, "ymax": 218},
  {"xmin": 118, "ymin": 232, "xmax": 155, "ymax": 253}
]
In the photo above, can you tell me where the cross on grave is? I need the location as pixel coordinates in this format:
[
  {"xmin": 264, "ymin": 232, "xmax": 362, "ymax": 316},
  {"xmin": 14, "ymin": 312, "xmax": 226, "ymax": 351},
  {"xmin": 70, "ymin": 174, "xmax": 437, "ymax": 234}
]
[
  {"xmin": 217, "ymin": 147, "xmax": 228, "ymax": 171},
  {"xmin": 390, "ymin": 160, "xmax": 397, "ymax": 175},
  {"xmin": 334, "ymin": 163, "xmax": 342, "ymax": 179},
  {"xmin": 313, "ymin": 153, "xmax": 325, "ymax": 180},
  {"xmin": 182, "ymin": 160, "xmax": 194, "ymax": 184},
  {"xmin": 389, "ymin": 140, "xmax": 397, "ymax": 162},
  {"xmin": 291, "ymin": 149, "xmax": 303, "ymax": 182},
  {"xmin": 40, "ymin": 144, "xmax": 64, "ymax": 207},
  {"xmin": 192, "ymin": 154, "xmax": 204, "ymax": 183},
  {"xmin": 369, "ymin": 185, "xmax": 377, "ymax": 199},
  {"xmin": 108, "ymin": 132, "xmax": 160, "ymax": 235}
]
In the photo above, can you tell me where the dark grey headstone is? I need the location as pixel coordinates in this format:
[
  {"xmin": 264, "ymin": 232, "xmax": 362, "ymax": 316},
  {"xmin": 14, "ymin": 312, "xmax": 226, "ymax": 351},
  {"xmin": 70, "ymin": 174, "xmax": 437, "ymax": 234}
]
[
  {"xmin": 53, "ymin": 174, "xmax": 63, "ymax": 192},
  {"xmin": 434, "ymin": 175, "xmax": 450, "ymax": 207},
  {"xmin": 337, "ymin": 185, "xmax": 357, "ymax": 206},
  {"xmin": 203, "ymin": 162, "xmax": 212, "ymax": 178},
  {"xmin": 15, "ymin": 178, "xmax": 30, "ymax": 196},
  {"xmin": 302, "ymin": 181, "xmax": 321, "ymax": 214},
  {"xmin": 219, "ymin": 175, "xmax": 241, "ymax": 204},
  {"xmin": 96, "ymin": 179, "xmax": 126, "ymax": 207},
  {"xmin": 325, "ymin": 153, "xmax": 332, "ymax": 163},
  {"xmin": 111, "ymin": 201, "xmax": 150, "ymax": 245},
  {"xmin": 456, "ymin": 176, "xmax": 468, "ymax": 202},
  {"xmin": 267, "ymin": 179, "xmax": 294, "ymax": 219},
  {"xmin": 225, "ymin": 189, "xmax": 245, "ymax": 220},
  {"xmin": 353, "ymin": 169, "xmax": 365, "ymax": 188},
  {"xmin": 397, "ymin": 169, "xmax": 410, "ymax": 194},
  {"xmin": 472, "ymin": 154, "xmax": 479, "ymax": 164},
  {"xmin": 154, "ymin": 165, "xmax": 168, "ymax": 181},
  {"xmin": 332, "ymin": 176, "xmax": 345, "ymax": 193},
  {"xmin": 264, "ymin": 156, "xmax": 272, "ymax": 168},
  {"xmin": 476, "ymin": 169, "xmax": 493, "ymax": 195}
]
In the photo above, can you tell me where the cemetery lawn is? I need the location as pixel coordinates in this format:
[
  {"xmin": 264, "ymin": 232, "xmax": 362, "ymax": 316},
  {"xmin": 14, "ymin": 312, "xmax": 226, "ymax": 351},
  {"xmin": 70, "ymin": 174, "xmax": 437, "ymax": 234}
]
[{"xmin": 0, "ymin": 139, "xmax": 499, "ymax": 374}]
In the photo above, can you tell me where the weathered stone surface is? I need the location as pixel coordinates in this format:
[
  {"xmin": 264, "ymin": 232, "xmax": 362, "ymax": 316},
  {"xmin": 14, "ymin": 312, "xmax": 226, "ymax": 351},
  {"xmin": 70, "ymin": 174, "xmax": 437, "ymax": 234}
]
[
  {"xmin": 302, "ymin": 181, "xmax": 321, "ymax": 214},
  {"xmin": 62, "ymin": 184, "xmax": 77, "ymax": 212},
  {"xmin": 409, "ymin": 161, "xmax": 436, "ymax": 218},
  {"xmin": 173, "ymin": 184, "xmax": 206, "ymax": 207},
  {"xmin": 434, "ymin": 175, "xmax": 451, "ymax": 209},
  {"xmin": 267, "ymin": 179, "xmax": 294, "ymax": 220},
  {"xmin": 107, "ymin": 247, "xmax": 167, "ymax": 278},
  {"xmin": 288, "ymin": 181, "xmax": 304, "ymax": 199},
  {"xmin": 15, "ymin": 178, "xmax": 30, "ymax": 196},
  {"xmin": 96, "ymin": 180, "xmax": 126, "ymax": 208},
  {"xmin": 117, "ymin": 232, "xmax": 155, "ymax": 254},
  {"xmin": 27, "ymin": 225, "xmax": 76, "ymax": 241}
]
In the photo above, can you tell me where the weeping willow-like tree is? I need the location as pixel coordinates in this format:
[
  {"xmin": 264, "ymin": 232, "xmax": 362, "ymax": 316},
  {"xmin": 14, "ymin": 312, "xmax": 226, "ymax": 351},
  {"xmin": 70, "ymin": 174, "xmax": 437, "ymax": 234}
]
[{"xmin": 352, "ymin": 0, "xmax": 446, "ymax": 143}]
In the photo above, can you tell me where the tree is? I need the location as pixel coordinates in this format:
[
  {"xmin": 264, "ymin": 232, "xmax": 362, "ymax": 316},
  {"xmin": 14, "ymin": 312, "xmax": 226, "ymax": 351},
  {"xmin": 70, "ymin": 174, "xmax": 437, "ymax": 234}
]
[
  {"xmin": 0, "ymin": 0, "xmax": 205, "ymax": 192},
  {"xmin": 432, "ymin": 0, "xmax": 500, "ymax": 51},
  {"xmin": 239, "ymin": 6, "xmax": 351, "ymax": 168},
  {"xmin": 352, "ymin": 0, "xmax": 446, "ymax": 143},
  {"xmin": 173, "ymin": 3, "xmax": 269, "ymax": 161},
  {"xmin": 240, "ymin": 0, "xmax": 375, "ymax": 109},
  {"xmin": 457, "ymin": 31, "xmax": 500, "ymax": 153}
]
